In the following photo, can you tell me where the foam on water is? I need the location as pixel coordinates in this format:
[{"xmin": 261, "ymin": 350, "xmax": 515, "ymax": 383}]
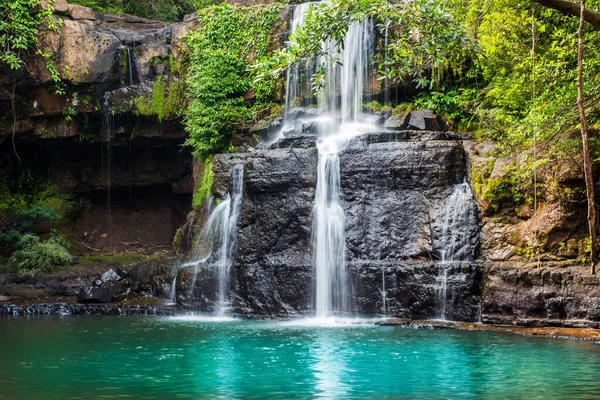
[{"xmin": 167, "ymin": 314, "xmax": 238, "ymax": 323}]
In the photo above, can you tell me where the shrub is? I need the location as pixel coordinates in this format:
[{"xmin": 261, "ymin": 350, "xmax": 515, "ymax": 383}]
[{"xmin": 8, "ymin": 234, "xmax": 72, "ymax": 273}]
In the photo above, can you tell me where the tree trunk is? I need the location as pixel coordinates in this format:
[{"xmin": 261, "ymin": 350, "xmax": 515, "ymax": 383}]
[
  {"xmin": 577, "ymin": 0, "xmax": 598, "ymax": 274},
  {"xmin": 534, "ymin": 0, "xmax": 600, "ymax": 30}
]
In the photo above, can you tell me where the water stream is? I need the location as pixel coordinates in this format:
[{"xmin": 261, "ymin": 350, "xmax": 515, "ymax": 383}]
[
  {"xmin": 436, "ymin": 180, "xmax": 477, "ymax": 319},
  {"xmin": 283, "ymin": 5, "xmax": 374, "ymax": 318}
]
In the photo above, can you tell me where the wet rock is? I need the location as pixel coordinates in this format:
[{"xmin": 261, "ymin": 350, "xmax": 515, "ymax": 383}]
[
  {"xmin": 0, "ymin": 302, "xmax": 177, "ymax": 316},
  {"xmin": 249, "ymin": 117, "xmax": 283, "ymax": 141},
  {"xmin": 78, "ymin": 287, "xmax": 112, "ymax": 303},
  {"xmin": 286, "ymin": 107, "xmax": 320, "ymax": 121},
  {"xmin": 383, "ymin": 114, "xmax": 407, "ymax": 130},
  {"xmin": 482, "ymin": 262, "xmax": 600, "ymax": 322}
]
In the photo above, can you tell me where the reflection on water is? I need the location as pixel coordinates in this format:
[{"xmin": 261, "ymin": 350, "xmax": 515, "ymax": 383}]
[
  {"xmin": 311, "ymin": 331, "xmax": 349, "ymax": 398},
  {"xmin": 1, "ymin": 316, "xmax": 600, "ymax": 399}
]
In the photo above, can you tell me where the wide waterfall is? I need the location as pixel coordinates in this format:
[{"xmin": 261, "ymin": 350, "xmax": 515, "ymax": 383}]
[
  {"xmin": 435, "ymin": 181, "xmax": 478, "ymax": 319},
  {"xmin": 284, "ymin": 5, "xmax": 374, "ymax": 318},
  {"xmin": 184, "ymin": 164, "xmax": 244, "ymax": 315}
]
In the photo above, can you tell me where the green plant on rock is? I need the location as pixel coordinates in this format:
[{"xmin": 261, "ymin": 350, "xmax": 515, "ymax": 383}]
[
  {"xmin": 0, "ymin": 0, "xmax": 60, "ymax": 70},
  {"xmin": 183, "ymin": 3, "xmax": 283, "ymax": 157},
  {"xmin": 192, "ymin": 157, "xmax": 214, "ymax": 208},
  {"xmin": 131, "ymin": 76, "xmax": 185, "ymax": 123}
]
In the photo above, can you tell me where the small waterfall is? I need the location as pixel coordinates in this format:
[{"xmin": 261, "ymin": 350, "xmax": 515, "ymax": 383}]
[
  {"xmin": 381, "ymin": 267, "xmax": 387, "ymax": 315},
  {"xmin": 127, "ymin": 48, "xmax": 134, "ymax": 85},
  {"xmin": 435, "ymin": 181, "xmax": 477, "ymax": 320},
  {"xmin": 125, "ymin": 47, "xmax": 140, "ymax": 85},
  {"xmin": 169, "ymin": 271, "xmax": 178, "ymax": 305},
  {"xmin": 186, "ymin": 165, "xmax": 244, "ymax": 316}
]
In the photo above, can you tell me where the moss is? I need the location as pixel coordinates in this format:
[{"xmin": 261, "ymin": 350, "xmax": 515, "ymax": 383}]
[
  {"xmin": 131, "ymin": 76, "xmax": 185, "ymax": 122},
  {"xmin": 192, "ymin": 157, "xmax": 215, "ymax": 209}
]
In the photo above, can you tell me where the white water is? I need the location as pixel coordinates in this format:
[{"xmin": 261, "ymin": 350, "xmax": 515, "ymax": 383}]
[
  {"xmin": 436, "ymin": 181, "xmax": 476, "ymax": 319},
  {"xmin": 283, "ymin": 5, "xmax": 374, "ymax": 318},
  {"xmin": 185, "ymin": 165, "xmax": 244, "ymax": 316},
  {"xmin": 282, "ymin": 3, "xmax": 314, "ymax": 124}
]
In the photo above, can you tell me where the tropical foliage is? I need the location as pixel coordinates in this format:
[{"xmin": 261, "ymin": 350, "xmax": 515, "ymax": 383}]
[
  {"xmin": 0, "ymin": 0, "xmax": 60, "ymax": 70},
  {"xmin": 183, "ymin": 3, "xmax": 282, "ymax": 156}
]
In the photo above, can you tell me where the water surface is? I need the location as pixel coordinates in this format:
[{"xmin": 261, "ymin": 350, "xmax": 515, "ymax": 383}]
[{"xmin": 1, "ymin": 316, "xmax": 599, "ymax": 399}]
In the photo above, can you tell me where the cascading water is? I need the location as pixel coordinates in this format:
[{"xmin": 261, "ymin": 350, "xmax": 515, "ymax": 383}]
[
  {"xmin": 125, "ymin": 47, "xmax": 140, "ymax": 85},
  {"xmin": 436, "ymin": 180, "xmax": 477, "ymax": 319},
  {"xmin": 282, "ymin": 3, "xmax": 314, "ymax": 125},
  {"xmin": 184, "ymin": 165, "xmax": 244, "ymax": 316},
  {"xmin": 126, "ymin": 48, "xmax": 134, "ymax": 85},
  {"xmin": 283, "ymin": 4, "xmax": 374, "ymax": 318}
]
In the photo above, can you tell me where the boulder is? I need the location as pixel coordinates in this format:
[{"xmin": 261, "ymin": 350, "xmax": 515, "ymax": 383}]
[
  {"xmin": 383, "ymin": 114, "xmax": 407, "ymax": 130},
  {"xmin": 101, "ymin": 269, "xmax": 122, "ymax": 283},
  {"xmin": 405, "ymin": 109, "xmax": 448, "ymax": 131},
  {"xmin": 78, "ymin": 287, "xmax": 112, "ymax": 303}
]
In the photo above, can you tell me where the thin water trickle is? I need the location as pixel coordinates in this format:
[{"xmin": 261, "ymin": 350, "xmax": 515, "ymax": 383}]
[
  {"xmin": 103, "ymin": 94, "xmax": 113, "ymax": 252},
  {"xmin": 381, "ymin": 267, "xmax": 386, "ymax": 315},
  {"xmin": 126, "ymin": 48, "xmax": 134, "ymax": 85},
  {"xmin": 169, "ymin": 271, "xmax": 178, "ymax": 305}
]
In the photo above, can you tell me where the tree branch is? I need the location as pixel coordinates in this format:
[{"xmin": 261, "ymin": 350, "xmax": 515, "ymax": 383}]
[{"xmin": 533, "ymin": 0, "xmax": 600, "ymax": 30}]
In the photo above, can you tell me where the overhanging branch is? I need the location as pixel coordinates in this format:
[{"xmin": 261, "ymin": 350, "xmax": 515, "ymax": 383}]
[{"xmin": 533, "ymin": 0, "xmax": 600, "ymax": 30}]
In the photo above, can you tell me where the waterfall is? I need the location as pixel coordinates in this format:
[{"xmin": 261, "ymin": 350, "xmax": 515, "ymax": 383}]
[
  {"xmin": 381, "ymin": 267, "xmax": 387, "ymax": 315},
  {"xmin": 436, "ymin": 180, "xmax": 477, "ymax": 320},
  {"xmin": 125, "ymin": 47, "xmax": 140, "ymax": 85},
  {"xmin": 282, "ymin": 2, "xmax": 314, "ymax": 126},
  {"xmin": 186, "ymin": 165, "xmax": 244, "ymax": 316},
  {"xmin": 169, "ymin": 272, "xmax": 178, "ymax": 305},
  {"xmin": 127, "ymin": 48, "xmax": 134, "ymax": 85},
  {"xmin": 283, "ymin": 4, "xmax": 374, "ymax": 318}
]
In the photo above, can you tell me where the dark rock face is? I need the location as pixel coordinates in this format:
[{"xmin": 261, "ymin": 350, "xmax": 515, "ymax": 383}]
[
  {"xmin": 482, "ymin": 262, "xmax": 600, "ymax": 324},
  {"xmin": 354, "ymin": 261, "xmax": 482, "ymax": 321},
  {"xmin": 181, "ymin": 131, "xmax": 482, "ymax": 320}
]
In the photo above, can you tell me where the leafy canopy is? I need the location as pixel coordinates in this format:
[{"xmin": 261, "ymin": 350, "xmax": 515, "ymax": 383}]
[{"xmin": 253, "ymin": 0, "xmax": 475, "ymax": 92}]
